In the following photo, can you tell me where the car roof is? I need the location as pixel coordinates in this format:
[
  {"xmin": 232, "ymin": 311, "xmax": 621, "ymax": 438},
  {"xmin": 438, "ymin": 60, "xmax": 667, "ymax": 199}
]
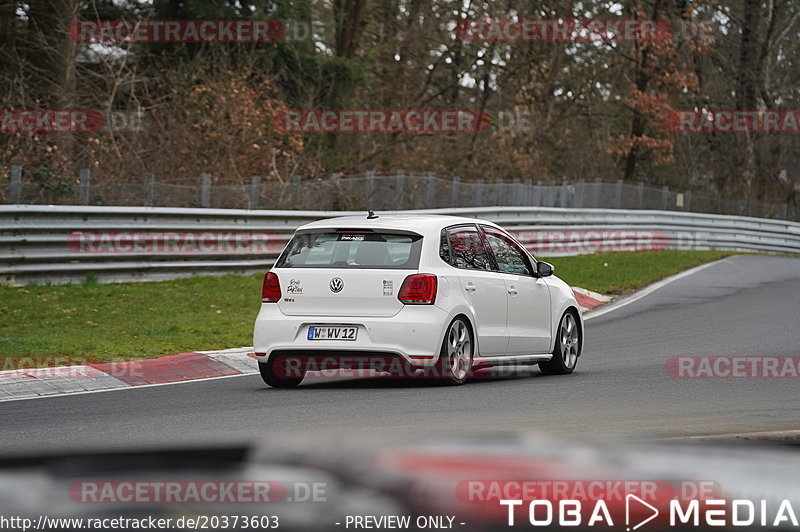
[{"xmin": 297, "ymin": 214, "xmax": 501, "ymax": 234}]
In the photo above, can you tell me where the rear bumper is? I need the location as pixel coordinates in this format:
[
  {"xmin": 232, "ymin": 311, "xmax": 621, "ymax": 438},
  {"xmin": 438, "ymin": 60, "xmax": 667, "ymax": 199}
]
[{"xmin": 253, "ymin": 304, "xmax": 450, "ymax": 366}]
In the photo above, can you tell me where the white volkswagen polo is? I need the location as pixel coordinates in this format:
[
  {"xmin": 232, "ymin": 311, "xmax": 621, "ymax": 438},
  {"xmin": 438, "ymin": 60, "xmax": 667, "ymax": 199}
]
[{"xmin": 253, "ymin": 214, "xmax": 583, "ymax": 387}]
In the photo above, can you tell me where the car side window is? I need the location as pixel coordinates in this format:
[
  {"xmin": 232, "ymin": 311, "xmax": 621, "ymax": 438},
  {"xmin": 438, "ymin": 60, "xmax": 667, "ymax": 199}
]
[
  {"xmin": 446, "ymin": 226, "xmax": 492, "ymax": 271},
  {"xmin": 482, "ymin": 227, "xmax": 533, "ymax": 276}
]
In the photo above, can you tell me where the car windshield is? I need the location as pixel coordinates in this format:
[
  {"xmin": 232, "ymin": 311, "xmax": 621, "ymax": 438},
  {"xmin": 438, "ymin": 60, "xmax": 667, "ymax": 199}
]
[{"xmin": 275, "ymin": 231, "xmax": 422, "ymax": 269}]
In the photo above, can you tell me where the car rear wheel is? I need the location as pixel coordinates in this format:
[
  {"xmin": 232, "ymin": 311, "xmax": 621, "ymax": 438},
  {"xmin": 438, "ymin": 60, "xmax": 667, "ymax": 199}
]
[
  {"xmin": 259, "ymin": 359, "xmax": 305, "ymax": 388},
  {"xmin": 539, "ymin": 311, "xmax": 580, "ymax": 375},
  {"xmin": 435, "ymin": 317, "xmax": 473, "ymax": 385}
]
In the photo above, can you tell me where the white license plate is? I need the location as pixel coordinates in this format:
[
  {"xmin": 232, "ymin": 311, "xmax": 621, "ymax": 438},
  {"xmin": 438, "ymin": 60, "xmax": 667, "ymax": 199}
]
[{"xmin": 307, "ymin": 326, "xmax": 358, "ymax": 341}]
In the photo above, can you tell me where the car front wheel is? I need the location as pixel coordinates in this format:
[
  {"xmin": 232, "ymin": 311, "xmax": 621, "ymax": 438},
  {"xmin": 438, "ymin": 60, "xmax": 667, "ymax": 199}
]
[{"xmin": 539, "ymin": 311, "xmax": 580, "ymax": 375}]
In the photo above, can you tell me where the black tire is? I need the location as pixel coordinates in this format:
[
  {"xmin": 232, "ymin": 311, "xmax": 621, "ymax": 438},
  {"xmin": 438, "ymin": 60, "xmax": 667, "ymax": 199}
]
[
  {"xmin": 539, "ymin": 310, "xmax": 581, "ymax": 375},
  {"xmin": 434, "ymin": 317, "xmax": 474, "ymax": 385},
  {"xmin": 259, "ymin": 359, "xmax": 304, "ymax": 388}
]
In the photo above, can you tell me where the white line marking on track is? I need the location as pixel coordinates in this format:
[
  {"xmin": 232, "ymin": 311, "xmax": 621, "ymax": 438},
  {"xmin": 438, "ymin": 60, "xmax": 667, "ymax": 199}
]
[
  {"xmin": 583, "ymin": 256, "xmax": 733, "ymax": 321},
  {"xmin": 0, "ymin": 372, "xmax": 257, "ymax": 403},
  {"xmin": 666, "ymin": 429, "xmax": 800, "ymax": 441}
]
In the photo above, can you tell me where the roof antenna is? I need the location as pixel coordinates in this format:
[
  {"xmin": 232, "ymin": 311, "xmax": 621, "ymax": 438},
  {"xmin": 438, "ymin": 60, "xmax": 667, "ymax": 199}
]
[{"xmin": 363, "ymin": 193, "xmax": 379, "ymax": 219}]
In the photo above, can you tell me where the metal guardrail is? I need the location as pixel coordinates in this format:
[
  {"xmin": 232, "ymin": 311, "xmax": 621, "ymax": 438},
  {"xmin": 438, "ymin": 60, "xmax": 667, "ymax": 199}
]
[{"xmin": 1, "ymin": 204, "xmax": 799, "ymax": 285}]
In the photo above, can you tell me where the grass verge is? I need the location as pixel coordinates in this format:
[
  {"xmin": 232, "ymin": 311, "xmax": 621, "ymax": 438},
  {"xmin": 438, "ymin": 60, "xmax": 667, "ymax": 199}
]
[
  {"xmin": 0, "ymin": 274, "xmax": 263, "ymax": 363},
  {"xmin": 0, "ymin": 250, "xmax": 735, "ymax": 363},
  {"xmin": 544, "ymin": 250, "xmax": 735, "ymax": 295}
]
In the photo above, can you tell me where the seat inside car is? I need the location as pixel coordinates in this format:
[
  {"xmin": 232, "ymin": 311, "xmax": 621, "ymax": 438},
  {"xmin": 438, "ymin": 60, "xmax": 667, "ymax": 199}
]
[{"xmin": 354, "ymin": 240, "xmax": 391, "ymax": 266}]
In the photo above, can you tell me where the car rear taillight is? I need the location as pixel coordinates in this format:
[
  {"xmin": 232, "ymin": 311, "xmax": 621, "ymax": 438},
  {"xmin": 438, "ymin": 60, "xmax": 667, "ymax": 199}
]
[
  {"xmin": 262, "ymin": 272, "xmax": 281, "ymax": 303},
  {"xmin": 398, "ymin": 274, "xmax": 437, "ymax": 305}
]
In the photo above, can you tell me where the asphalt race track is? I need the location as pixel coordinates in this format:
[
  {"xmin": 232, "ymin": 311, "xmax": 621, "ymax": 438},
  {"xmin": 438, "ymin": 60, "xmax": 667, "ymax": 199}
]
[{"xmin": 2, "ymin": 254, "xmax": 799, "ymax": 455}]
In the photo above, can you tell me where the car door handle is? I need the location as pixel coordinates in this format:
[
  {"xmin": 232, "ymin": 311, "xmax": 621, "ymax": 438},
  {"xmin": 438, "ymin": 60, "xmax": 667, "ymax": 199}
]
[
  {"xmin": 464, "ymin": 283, "xmax": 476, "ymax": 292},
  {"xmin": 507, "ymin": 287, "xmax": 518, "ymax": 295}
]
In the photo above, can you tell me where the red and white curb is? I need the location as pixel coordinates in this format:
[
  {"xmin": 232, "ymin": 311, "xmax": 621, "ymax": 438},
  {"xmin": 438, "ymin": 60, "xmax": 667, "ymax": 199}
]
[
  {"xmin": 0, "ymin": 288, "xmax": 610, "ymax": 401},
  {"xmin": 0, "ymin": 348, "xmax": 258, "ymax": 401},
  {"xmin": 572, "ymin": 286, "xmax": 613, "ymax": 312}
]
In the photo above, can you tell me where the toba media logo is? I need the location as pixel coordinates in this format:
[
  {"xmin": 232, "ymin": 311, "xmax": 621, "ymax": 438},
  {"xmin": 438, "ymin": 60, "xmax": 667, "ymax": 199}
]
[{"xmin": 499, "ymin": 496, "xmax": 800, "ymax": 529}]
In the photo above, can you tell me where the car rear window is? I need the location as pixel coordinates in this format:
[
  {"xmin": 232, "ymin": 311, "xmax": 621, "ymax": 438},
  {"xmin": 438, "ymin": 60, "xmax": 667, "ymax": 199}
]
[{"xmin": 275, "ymin": 232, "xmax": 423, "ymax": 269}]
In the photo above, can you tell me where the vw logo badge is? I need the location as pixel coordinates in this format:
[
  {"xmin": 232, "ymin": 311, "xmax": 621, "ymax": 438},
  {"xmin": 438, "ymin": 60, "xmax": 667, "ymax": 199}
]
[{"xmin": 329, "ymin": 277, "xmax": 344, "ymax": 293}]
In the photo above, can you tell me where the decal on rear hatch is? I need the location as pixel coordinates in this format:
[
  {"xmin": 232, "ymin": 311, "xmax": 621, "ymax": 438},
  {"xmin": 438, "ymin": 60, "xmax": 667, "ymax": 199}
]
[{"xmin": 287, "ymin": 279, "xmax": 303, "ymax": 294}]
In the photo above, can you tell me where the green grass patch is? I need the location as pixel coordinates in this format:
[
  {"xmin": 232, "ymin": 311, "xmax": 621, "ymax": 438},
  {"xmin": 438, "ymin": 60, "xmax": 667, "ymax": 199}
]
[
  {"xmin": 544, "ymin": 250, "xmax": 735, "ymax": 295},
  {"xmin": 0, "ymin": 250, "xmax": 734, "ymax": 363},
  {"xmin": 0, "ymin": 274, "xmax": 264, "ymax": 363}
]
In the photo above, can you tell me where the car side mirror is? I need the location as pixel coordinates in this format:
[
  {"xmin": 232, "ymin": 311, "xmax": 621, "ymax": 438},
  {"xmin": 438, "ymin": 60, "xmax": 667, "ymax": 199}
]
[{"xmin": 537, "ymin": 261, "xmax": 554, "ymax": 277}]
